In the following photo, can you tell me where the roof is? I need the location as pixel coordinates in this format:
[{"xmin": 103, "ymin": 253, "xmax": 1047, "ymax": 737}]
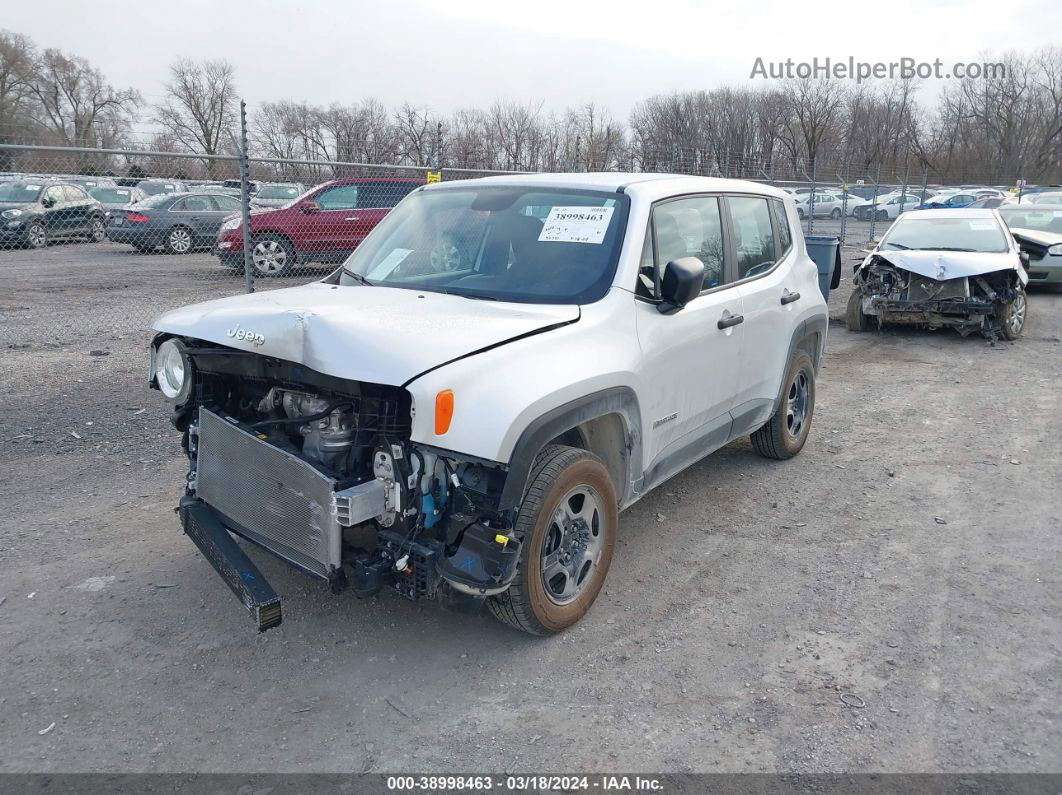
[
  {"xmin": 425, "ymin": 172, "xmax": 787, "ymax": 200},
  {"xmin": 901, "ymin": 208, "xmax": 1001, "ymax": 219}
]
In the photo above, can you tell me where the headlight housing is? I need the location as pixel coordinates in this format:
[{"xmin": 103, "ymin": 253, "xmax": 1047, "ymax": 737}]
[
  {"xmin": 155, "ymin": 338, "xmax": 194, "ymax": 402},
  {"xmin": 1, "ymin": 208, "xmax": 23, "ymax": 219},
  {"xmin": 1048, "ymin": 243, "xmax": 1062, "ymax": 256},
  {"xmin": 220, "ymin": 217, "xmax": 242, "ymax": 231}
]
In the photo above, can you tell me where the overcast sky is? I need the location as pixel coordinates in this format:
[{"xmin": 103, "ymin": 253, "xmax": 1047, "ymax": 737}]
[{"xmin": 6, "ymin": 0, "xmax": 1061, "ymax": 129}]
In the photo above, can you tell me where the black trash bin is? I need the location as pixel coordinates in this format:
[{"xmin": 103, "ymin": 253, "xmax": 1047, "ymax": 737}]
[{"xmin": 804, "ymin": 235, "xmax": 842, "ymax": 300}]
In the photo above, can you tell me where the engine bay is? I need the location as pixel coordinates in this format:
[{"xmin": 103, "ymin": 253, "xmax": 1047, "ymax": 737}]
[{"xmin": 168, "ymin": 341, "xmax": 521, "ymax": 624}]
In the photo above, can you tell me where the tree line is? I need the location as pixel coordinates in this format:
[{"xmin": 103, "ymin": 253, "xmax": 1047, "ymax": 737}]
[{"xmin": 2, "ymin": 29, "xmax": 1060, "ymax": 185}]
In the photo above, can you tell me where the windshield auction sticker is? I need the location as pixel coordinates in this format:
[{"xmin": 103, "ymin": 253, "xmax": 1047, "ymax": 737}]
[{"xmin": 539, "ymin": 206, "xmax": 615, "ymax": 244}]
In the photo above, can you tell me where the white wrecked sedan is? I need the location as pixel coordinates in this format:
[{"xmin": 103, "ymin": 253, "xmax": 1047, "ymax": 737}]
[{"xmin": 847, "ymin": 208, "xmax": 1028, "ymax": 341}]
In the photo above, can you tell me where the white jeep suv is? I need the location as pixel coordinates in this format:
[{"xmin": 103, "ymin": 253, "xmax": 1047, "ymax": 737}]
[{"xmin": 149, "ymin": 173, "xmax": 828, "ymax": 635}]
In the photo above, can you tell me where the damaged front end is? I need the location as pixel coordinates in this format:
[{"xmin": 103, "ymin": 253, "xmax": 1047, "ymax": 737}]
[
  {"xmin": 849, "ymin": 250, "xmax": 1027, "ymax": 340},
  {"xmin": 157, "ymin": 340, "xmax": 519, "ymax": 631}
]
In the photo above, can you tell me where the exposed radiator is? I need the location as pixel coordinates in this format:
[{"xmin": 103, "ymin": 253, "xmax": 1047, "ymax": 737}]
[{"xmin": 196, "ymin": 408, "xmax": 343, "ymax": 579}]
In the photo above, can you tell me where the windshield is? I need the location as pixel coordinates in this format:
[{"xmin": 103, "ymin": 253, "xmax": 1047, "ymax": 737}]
[
  {"xmin": 0, "ymin": 183, "xmax": 44, "ymax": 202},
  {"xmin": 257, "ymin": 185, "xmax": 301, "ymax": 200},
  {"xmin": 334, "ymin": 186, "xmax": 630, "ymax": 304},
  {"xmin": 880, "ymin": 215, "xmax": 1009, "ymax": 253},
  {"xmin": 999, "ymin": 207, "xmax": 1062, "ymax": 234},
  {"xmin": 90, "ymin": 187, "xmax": 134, "ymax": 203}
]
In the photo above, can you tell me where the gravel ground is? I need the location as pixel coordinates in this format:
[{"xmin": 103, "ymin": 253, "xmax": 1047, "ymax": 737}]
[{"xmin": 1, "ymin": 238, "xmax": 1060, "ymax": 774}]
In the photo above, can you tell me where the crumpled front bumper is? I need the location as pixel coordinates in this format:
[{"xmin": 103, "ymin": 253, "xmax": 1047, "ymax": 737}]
[{"xmin": 178, "ymin": 496, "xmax": 283, "ymax": 632}]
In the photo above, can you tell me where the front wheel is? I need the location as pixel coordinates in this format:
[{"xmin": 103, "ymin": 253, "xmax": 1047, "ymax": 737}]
[
  {"xmin": 997, "ymin": 286, "xmax": 1027, "ymax": 341},
  {"xmin": 487, "ymin": 445, "xmax": 618, "ymax": 635},
  {"xmin": 831, "ymin": 207, "xmax": 842, "ymax": 219},
  {"xmin": 846, "ymin": 287, "xmax": 871, "ymax": 332},
  {"xmin": 25, "ymin": 222, "xmax": 47, "ymax": 249},
  {"xmin": 797, "ymin": 208, "xmax": 806, "ymax": 220},
  {"xmin": 751, "ymin": 353, "xmax": 816, "ymax": 460}
]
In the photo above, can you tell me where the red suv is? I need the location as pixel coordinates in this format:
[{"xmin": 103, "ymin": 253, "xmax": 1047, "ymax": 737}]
[{"xmin": 214, "ymin": 177, "xmax": 423, "ymax": 276}]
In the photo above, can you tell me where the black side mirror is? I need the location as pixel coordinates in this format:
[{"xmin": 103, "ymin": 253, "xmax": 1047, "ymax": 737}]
[
  {"xmin": 41, "ymin": 197, "xmax": 55, "ymax": 208},
  {"xmin": 658, "ymin": 257, "xmax": 705, "ymax": 314},
  {"xmin": 1019, "ymin": 251, "xmax": 1031, "ymax": 269}
]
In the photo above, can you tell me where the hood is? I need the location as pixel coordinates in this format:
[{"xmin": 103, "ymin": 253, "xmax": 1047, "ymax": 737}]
[
  {"xmin": 1009, "ymin": 227, "xmax": 1062, "ymax": 247},
  {"xmin": 152, "ymin": 282, "xmax": 580, "ymax": 387},
  {"xmin": 871, "ymin": 249, "xmax": 1020, "ymax": 281},
  {"xmin": 0, "ymin": 200, "xmax": 35, "ymax": 211}
]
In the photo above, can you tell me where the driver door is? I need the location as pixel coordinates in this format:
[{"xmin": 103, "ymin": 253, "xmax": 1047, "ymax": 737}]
[
  {"xmin": 635, "ymin": 195, "xmax": 744, "ymax": 480},
  {"xmin": 304, "ymin": 183, "xmax": 362, "ymax": 256},
  {"xmin": 41, "ymin": 186, "xmax": 69, "ymax": 237}
]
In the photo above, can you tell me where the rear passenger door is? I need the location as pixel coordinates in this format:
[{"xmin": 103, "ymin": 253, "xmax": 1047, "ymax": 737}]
[
  {"xmin": 634, "ymin": 195, "xmax": 745, "ymax": 479},
  {"xmin": 169, "ymin": 196, "xmax": 217, "ymax": 244},
  {"xmin": 63, "ymin": 186, "xmax": 93, "ymax": 233},
  {"xmin": 728, "ymin": 195, "xmax": 808, "ymax": 435}
]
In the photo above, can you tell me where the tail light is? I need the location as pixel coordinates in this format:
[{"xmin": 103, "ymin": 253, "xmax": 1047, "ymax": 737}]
[{"xmin": 126, "ymin": 212, "xmax": 150, "ymax": 223}]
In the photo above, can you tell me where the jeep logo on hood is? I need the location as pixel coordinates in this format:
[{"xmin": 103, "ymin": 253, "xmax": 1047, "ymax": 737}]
[{"xmin": 227, "ymin": 324, "xmax": 265, "ymax": 346}]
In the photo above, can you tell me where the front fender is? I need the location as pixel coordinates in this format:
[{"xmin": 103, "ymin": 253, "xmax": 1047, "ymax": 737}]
[{"xmin": 404, "ymin": 291, "xmax": 643, "ymax": 507}]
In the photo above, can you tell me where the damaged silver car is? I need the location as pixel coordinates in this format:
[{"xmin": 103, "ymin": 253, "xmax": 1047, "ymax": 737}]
[{"xmin": 847, "ymin": 209, "xmax": 1029, "ymax": 341}]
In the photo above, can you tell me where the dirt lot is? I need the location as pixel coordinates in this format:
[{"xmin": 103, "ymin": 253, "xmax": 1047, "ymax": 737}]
[{"xmin": 1, "ymin": 239, "xmax": 1060, "ymax": 774}]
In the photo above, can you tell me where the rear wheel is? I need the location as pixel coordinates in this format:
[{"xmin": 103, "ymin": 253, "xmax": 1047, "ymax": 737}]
[
  {"xmin": 251, "ymin": 233, "xmax": 296, "ymax": 277},
  {"xmin": 87, "ymin": 216, "xmax": 106, "ymax": 243},
  {"xmin": 487, "ymin": 445, "xmax": 618, "ymax": 635},
  {"xmin": 751, "ymin": 353, "xmax": 815, "ymax": 460},
  {"xmin": 997, "ymin": 286, "xmax": 1027, "ymax": 341},
  {"xmin": 165, "ymin": 226, "xmax": 194, "ymax": 255}
]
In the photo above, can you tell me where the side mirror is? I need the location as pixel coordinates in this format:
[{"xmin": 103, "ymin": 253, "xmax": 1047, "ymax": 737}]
[
  {"xmin": 299, "ymin": 199, "xmax": 319, "ymax": 213},
  {"xmin": 41, "ymin": 197, "xmax": 55, "ymax": 208},
  {"xmin": 1019, "ymin": 251, "xmax": 1031, "ymax": 269},
  {"xmin": 658, "ymin": 257, "xmax": 705, "ymax": 314}
]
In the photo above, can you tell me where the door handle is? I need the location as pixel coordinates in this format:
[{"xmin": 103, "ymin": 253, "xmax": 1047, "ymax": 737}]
[
  {"xmin": 780, "ymin": 290, "xmax": 801, "ymax": 305},
  {"xmin": 344, "ymin": 216, "xmax": 361, "ymax": 221},
  {"xmin": 717, "ymin": 313, "xmax": 744, "ymax": 329}
]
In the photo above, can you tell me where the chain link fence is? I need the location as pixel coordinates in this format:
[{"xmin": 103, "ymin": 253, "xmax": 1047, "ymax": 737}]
[{"xmin": 0, "ymin": 136, "xmax": 1032, "ymax": 352}]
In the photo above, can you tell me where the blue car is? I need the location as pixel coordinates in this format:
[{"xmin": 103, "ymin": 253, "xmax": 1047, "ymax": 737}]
[{"xmin": 919, "ymin": 192, "xmax": 979, "ymax": 210}]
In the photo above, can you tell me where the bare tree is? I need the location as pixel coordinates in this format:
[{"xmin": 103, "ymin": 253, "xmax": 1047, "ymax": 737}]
[
  {"xmin": 24, "ymin": 47, "xmax": 139, "ymax": 149},
  {"xmin": 782, "ymin": 78, "xmax": 848, "ymax": 176},
  {"xmin": 154, "ymin": 58, "xmax": 237, "ymax": 177},
  {"xmin": 0, "ymin": 30, "xmax": 35, "ymax": 150}
]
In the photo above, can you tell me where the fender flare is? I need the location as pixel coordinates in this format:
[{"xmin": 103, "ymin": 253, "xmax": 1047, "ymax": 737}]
[
  {"xmin": 774, "ymin": 310, "xmax": 829, "ymax": 411},
  {"xmin": 497, "ymin": 386, "xmax": 642, "ymax": 510}
]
